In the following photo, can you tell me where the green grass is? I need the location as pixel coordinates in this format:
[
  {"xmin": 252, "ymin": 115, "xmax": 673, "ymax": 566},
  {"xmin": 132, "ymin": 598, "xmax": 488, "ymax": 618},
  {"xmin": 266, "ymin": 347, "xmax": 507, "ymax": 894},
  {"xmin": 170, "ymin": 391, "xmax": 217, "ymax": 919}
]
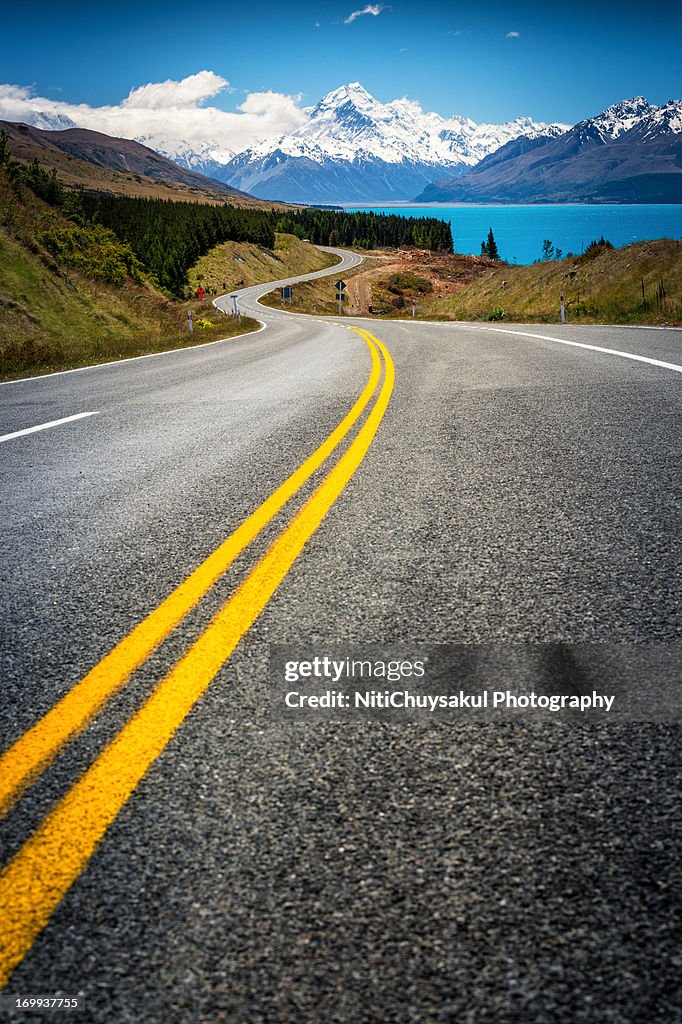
[{"xmin": 258, "ymin": 240, "xmax": 682, "ymax": 327}]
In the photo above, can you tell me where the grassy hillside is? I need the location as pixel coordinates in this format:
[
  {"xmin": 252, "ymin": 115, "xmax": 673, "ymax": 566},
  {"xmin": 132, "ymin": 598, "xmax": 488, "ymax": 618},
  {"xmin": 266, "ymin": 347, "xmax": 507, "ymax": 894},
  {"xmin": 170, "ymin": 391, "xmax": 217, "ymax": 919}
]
[
  {"xmin": 0, "ymin": 225, "xmax": 259, "ymax": 381},
  {"xmin": 188, "ymin": 233, "xmax": 338, "ymax": 295},
  {"xmin": 423, "ymin": 239, "xmax": 682, "ymax": 325},
  {"xmin": 0, "ymin": 174, "xmax": 261, "ymax": 381}
]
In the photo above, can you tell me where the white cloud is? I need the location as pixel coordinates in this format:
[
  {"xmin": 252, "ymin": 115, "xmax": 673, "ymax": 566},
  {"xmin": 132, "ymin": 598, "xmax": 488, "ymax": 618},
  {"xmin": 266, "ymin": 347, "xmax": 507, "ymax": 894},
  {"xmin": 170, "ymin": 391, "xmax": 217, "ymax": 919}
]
[
  {"xmin": 506, "ymin": 30, "xmax": 520, "ymax": 38},
  {"xmin": 345, "ymin": 4, "xmax": 387, "ymax": 25},
  {"xmin": 121, "ymin": 70, "xmax": 229, "ymax": 109},
  {"xmin": 0, "ymin": 72, "xmax": 309, "ymax": 158}
]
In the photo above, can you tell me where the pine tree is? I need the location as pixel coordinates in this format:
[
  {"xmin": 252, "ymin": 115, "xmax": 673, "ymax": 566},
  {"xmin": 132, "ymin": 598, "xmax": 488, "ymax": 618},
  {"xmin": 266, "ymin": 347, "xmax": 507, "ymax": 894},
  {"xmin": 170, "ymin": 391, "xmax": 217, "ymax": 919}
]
[{"xmin": 486, "ymin": 228, "xmax": 499, "ymax": 261}]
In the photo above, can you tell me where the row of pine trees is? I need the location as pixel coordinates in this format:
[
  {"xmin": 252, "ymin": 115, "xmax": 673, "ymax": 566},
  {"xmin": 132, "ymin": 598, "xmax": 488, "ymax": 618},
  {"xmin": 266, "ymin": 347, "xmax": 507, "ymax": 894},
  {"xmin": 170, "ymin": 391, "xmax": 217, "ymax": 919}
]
[{"xmin": 275, "ymin": 209, "xmax": 454, "ymax": 254}]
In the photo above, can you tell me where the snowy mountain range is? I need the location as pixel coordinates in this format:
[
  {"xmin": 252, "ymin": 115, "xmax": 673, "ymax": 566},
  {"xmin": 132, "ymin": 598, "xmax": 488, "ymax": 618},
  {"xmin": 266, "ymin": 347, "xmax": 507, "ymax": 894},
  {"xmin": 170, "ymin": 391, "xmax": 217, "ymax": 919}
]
[
  {"xmin": 8, "ymin": 88, "xmax": 681, "ymax": 205},
  {"xmin": 161, "ymin": 83, "xmax": 569, "ymax": 203},
  {"xmin": 417, "ymin": 97, "xmax": 682, "ymax": 204}
]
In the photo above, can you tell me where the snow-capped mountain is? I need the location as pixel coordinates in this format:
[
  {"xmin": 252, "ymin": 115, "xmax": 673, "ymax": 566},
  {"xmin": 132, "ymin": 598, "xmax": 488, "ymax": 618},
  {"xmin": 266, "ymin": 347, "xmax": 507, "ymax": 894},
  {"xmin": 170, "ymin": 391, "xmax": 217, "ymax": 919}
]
[
  {"xmin": 166, "ymin": 82, "xmax": 569, "ymax": 203},
  {"xmin": 416, "ymin": 96, "xmax": 682, "ymax": 204},
  {"xmin": 136, "ymin": 135, "xmax": 235, "ymax": 180},
  {"xmin": 577, "ymin": 96, "xmax": 655, "ymax": 141},
  {"xmin": 18, "ymin": 111, "xmax": 79, "ymax": 132},
  {"xmin": 241, "ymin": 83, "xmax": 564, "ymax": 168},
  {"xmin": 8, "ymin": 85, "xmax": 677, "ymax": 205},
  {"xmin": 626, "ymin": 99, "xmax": 682, "ymax": 141}
]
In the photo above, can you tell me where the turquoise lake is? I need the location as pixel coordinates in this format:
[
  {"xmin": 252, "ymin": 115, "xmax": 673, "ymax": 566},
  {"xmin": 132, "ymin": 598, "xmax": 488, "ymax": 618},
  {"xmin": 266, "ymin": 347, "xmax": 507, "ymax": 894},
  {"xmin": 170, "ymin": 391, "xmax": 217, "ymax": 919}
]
[{"xmin": 345, "ymin": 205, "xmax": 682, "ymax": 265}]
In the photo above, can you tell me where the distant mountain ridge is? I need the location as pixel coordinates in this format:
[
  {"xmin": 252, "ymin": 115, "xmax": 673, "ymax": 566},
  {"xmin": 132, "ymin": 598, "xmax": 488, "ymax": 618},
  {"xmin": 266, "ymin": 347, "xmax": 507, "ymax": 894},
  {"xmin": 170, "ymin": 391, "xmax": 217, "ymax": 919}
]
[
  {"xmin": 416, "ymin": 97, "xmax": 682, "ymax": 204},
  {"xmin": 164, "ymin": 83, "xmax": 568, "ymax": 203},
  {"xmin": 6, "ymin": 88, "xmax": 681, "ymax": 206}
]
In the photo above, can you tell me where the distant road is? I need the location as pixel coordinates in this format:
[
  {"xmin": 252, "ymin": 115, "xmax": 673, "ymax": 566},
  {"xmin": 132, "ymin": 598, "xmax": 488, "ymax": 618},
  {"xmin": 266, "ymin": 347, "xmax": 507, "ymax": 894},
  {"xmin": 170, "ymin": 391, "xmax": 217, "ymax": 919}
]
[{"xmin": 0, "ymin": 248, "xmax": 680, "ymax": 1022}]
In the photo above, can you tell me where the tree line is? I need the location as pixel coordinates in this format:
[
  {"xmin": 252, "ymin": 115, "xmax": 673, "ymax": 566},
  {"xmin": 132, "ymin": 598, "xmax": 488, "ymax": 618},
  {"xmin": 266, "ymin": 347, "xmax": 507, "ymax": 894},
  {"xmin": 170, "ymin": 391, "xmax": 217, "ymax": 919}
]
[{"xmin": 275, "ymin": 209, "xmax": 453, "ymax": 253}]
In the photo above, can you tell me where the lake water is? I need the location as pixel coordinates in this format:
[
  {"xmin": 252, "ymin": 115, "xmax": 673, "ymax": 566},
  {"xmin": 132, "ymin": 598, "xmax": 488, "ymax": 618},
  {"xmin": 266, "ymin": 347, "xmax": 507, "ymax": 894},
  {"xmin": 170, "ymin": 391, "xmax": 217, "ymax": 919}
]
[{"xmin": 345, "ymin": 204, "xmax": 682, "ymax": 265}]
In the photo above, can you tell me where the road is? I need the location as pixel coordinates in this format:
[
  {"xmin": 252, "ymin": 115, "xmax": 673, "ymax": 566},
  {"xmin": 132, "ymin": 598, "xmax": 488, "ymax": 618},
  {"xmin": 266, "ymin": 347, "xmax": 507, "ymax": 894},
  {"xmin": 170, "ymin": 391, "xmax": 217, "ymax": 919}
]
[{"xmin": 0, "ymin": 248, "xmax": 680, "ymax": 1023}]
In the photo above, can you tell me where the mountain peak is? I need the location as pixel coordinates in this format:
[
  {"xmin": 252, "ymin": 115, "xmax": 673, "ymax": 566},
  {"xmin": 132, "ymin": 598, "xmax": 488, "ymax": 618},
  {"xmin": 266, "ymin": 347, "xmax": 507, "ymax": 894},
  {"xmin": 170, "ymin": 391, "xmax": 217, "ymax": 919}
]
[
  {"xmin": 626, "ymin": 98, "xmax": 682, "ymax": 140},
  {"xmin": 587, "ymin": 96, "xmax": 656, "ymax": 139},
  {"xmin": 313, "ymin": 82, "xmax": 378, "ymax": 115}
]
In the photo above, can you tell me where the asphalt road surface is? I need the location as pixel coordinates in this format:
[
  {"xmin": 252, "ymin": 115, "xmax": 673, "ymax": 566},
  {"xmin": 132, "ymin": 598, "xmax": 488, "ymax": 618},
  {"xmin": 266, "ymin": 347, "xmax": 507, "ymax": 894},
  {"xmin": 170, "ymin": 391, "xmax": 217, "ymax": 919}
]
[{"xmin": 0, "ymin": 248, "xmax": 680, "ymax": 1023}]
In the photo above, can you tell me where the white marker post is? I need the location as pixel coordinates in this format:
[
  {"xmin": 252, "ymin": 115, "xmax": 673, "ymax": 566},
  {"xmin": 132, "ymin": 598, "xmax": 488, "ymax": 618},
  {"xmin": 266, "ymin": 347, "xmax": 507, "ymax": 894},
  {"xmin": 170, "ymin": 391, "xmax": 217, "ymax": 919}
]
[
  {"xmin": 560, "ymin": 291, "xmax": 566, "ymax": 324},
  {"xmin": 187, "ymin": 309, "xmax": 193, "ymax": 334}
]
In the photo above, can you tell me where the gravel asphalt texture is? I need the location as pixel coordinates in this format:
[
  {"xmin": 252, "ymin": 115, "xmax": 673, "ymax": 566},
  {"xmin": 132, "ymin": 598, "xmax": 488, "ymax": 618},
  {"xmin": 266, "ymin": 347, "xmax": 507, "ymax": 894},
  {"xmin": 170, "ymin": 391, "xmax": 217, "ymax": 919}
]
[{"xmin": 0, "ymin": 249, "xmax": 680, "ymax": 1023}]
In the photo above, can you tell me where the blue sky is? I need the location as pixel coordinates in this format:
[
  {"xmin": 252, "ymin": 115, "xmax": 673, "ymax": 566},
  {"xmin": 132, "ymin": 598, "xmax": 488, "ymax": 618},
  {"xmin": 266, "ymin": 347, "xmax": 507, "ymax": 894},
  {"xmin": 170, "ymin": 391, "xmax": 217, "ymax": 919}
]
[{"xmin": 0, "ymin": 0, "xmax": 680, "ymax": 125}]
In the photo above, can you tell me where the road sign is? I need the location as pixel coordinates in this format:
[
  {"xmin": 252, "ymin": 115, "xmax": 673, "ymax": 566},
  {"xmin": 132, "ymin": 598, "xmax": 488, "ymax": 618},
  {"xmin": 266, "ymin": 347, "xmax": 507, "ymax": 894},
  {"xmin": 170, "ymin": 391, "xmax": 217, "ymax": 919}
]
[
  {"xmin": 335, "ymin": 280, "xmax": 346, "ymax": 292},
  {"xmin": 281, "ymin": 286, "xmax": 293, "ymax": 299}
]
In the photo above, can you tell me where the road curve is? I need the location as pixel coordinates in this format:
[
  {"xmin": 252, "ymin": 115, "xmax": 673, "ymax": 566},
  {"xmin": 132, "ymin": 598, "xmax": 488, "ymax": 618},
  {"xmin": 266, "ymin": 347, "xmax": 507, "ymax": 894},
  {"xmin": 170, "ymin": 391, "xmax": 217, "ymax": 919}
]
[{"xmin": 0, "ymin": 247, "xmax": 680, "ymax": 1023}]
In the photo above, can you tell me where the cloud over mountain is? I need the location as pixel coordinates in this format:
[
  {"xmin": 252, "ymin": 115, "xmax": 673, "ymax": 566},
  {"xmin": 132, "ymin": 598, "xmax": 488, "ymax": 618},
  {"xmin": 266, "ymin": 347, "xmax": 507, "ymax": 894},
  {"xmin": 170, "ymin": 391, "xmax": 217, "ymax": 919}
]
[{"xmin": 0, "ymin": 72, "xmax": 308, "ymax": 160}]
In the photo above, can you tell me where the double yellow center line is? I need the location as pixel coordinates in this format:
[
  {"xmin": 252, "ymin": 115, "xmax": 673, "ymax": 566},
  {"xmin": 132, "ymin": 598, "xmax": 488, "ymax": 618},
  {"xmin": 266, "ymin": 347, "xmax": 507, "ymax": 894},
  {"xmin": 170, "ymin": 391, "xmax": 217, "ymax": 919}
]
[{"xmin": 0, "ymin": 326, "xmax": 394, "ymax": 987}]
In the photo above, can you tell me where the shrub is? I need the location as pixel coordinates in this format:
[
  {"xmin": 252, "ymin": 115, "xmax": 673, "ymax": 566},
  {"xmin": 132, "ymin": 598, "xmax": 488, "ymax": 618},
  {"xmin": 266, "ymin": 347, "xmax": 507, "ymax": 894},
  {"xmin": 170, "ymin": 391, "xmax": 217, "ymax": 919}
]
[
  {"xmin": 385, "ymin": 271, "xmax": 433, "ymax": 295},
  {"xmin": 37, "ymin": 222, "xmax": 145, "ymax": 286}
]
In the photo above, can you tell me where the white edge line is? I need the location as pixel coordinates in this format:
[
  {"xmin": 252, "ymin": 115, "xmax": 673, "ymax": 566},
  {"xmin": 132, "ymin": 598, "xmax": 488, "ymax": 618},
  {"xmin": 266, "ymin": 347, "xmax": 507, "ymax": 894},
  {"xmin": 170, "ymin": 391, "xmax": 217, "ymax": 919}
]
[
  {"xmin": 0, "ymin": 412, "xmax": 99, "ymax": 444},
  {"xmin": 475, "ymin": 325, "xmax": 682, "ymax": 375},
  {"xmin": 0, "ymin": 322, "xmax": 268, "ymax": 388},
  {"xmin": 257, "ymin": 305, "xmax": 682, "ymax": 333}
]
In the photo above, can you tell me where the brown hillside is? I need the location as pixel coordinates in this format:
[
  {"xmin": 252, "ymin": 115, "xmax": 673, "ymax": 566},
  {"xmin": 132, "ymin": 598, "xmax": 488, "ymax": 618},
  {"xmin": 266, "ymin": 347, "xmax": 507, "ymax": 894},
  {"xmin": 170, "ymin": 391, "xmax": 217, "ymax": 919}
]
[{"xmin": 0, "ymin": 120, "xmax": 290, "ymax": 209}]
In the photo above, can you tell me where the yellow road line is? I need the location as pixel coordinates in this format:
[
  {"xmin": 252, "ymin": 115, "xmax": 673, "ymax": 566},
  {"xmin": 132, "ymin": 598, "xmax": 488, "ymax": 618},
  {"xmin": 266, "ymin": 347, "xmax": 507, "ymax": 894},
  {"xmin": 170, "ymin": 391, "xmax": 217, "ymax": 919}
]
[
  {"xmin": 0, "ymin": 335, "xmax": 381, "ymax": 819},
  {"xmin": 0, "ymin": 328, "xmax": 393, "ymax": 987}
]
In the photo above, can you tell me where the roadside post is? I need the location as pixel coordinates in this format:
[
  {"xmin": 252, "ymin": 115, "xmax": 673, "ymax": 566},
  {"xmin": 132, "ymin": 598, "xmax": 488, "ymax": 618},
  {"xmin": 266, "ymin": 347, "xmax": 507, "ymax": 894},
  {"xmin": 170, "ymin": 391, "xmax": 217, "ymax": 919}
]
[
  {"xmin": 335, "ymin": 279, "xmax": 346, "ymax": 316},
  {"xmin": 560, "ymin": 291, "xmax": 566, "ymax": 324},
  {"xmin": 187, "ymin": 309, "xmax": 193, "ymax": 334}
]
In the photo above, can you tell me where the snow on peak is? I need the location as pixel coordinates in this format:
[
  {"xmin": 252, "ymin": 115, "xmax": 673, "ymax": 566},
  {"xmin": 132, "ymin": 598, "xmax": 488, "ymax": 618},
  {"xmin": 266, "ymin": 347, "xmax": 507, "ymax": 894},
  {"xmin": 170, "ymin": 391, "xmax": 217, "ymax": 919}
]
[
  {"xmin": 314, "ymin": 82, "xmax": 375, "ymax": 110},
  {"xmin": 582, "ymin": 96, "xmax": 658, "ymax": 140},
  {"xmin": 630, "ymin": 98, "xmax": 682, "ymax": 140},
  {"xmin": 245, "ymin": 83, "xmax": 567, "ymax": 168},
  {"xmin": 13, "ymin": 110, "xmax": 79, "ymax": 132}
]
